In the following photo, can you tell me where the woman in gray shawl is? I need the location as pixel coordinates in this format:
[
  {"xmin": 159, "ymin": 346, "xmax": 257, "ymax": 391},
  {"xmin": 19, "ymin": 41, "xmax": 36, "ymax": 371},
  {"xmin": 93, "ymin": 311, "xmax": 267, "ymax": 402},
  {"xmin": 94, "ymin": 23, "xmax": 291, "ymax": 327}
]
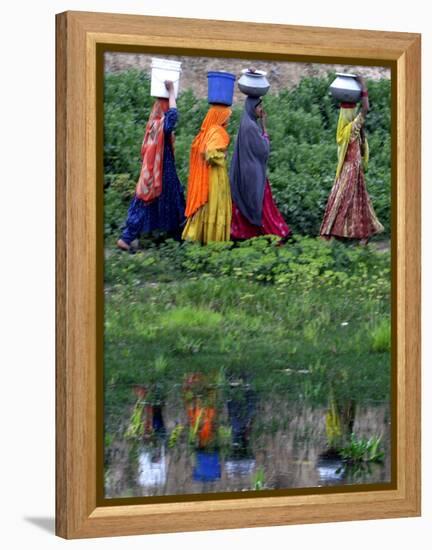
[{"xmin": 229, "ymin": 96, "xmax": 291, "ymax": 239}]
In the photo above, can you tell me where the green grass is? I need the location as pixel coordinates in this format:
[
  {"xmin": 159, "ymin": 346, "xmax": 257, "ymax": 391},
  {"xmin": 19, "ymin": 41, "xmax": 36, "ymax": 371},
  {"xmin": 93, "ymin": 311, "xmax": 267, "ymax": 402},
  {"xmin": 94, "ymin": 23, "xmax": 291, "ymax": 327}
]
[
  {"xmin": 370, "ymin": 318, "xmax": 391, "ymax": 352},
  {"xmin": 104, "ymin": 237, "xmax": 391, "ymax": 437},
  {"xmin": 103, "ymin": 71, "xmax": 392, "ymax": 483},
  {"xmin": 341, "ymin": 434, "xmax": 385, "ymax": 464}
]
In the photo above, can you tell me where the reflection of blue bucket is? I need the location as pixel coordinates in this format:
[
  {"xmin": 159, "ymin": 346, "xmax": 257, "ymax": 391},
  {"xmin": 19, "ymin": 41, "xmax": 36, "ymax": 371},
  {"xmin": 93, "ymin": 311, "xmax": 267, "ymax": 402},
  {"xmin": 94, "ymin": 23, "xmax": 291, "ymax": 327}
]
[
  {"xmin": 207, "ymin": 72, "xmax": 236, "ymax": 106},
  {"xmin": 193, "ymin": 450, "xmax": 221, "ymax": 482}
]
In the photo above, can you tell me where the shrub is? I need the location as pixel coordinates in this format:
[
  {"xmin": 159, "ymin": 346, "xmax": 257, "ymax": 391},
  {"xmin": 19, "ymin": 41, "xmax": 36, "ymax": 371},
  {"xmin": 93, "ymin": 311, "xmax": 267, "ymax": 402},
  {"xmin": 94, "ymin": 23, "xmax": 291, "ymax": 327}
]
[
  {"xmin": 104, "ymin": 70, "xmax": 391, "ymax": 238},
  {"xmin": 370, "ymin": 318, "xmax": 391, "ymax": 352}
]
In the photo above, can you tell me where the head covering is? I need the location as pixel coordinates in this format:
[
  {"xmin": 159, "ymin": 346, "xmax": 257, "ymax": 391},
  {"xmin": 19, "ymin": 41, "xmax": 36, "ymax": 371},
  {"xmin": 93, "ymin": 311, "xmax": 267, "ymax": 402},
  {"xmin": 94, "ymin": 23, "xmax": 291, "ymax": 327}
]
[
  {"xmin": 185, "ymin": 105, "xmax": 231, "ymax": 218},
  {"xmin": 135, "ymin": 99, "xmax": 169, "ymax": 202},
  {"xmin": 229, "ymin": 96, "xmax": 269, "ymax": 226},
  {"xmin": 335, "ymin": 105, "xmax": 369, "ymax": 179}
]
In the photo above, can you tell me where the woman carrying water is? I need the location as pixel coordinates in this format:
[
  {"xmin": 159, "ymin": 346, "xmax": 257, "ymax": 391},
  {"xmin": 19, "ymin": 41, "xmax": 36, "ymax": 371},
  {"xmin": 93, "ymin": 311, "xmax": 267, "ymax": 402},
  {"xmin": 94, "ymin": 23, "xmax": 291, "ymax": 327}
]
[
  {"xmin": 230, "ymin": 96, "xmax": 291, "ymax": 240},
  {"xmin": 319, "ymin": 76, "xmax": 383, "ymax": 242},
  {"xmin": 117, "ymin": 80, "xmax": 185, "ymax": 250},
  {"xmin": 182, "ymin": 105, "xmax": 233, "ymax": 244}
]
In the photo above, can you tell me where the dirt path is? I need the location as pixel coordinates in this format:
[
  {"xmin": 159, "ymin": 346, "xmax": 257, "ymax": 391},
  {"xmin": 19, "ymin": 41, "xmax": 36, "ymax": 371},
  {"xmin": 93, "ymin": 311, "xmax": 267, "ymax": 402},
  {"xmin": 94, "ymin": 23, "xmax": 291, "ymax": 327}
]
[{"xmin": 370, "ymin": 239, "xmax": 390, "ymax": 253}]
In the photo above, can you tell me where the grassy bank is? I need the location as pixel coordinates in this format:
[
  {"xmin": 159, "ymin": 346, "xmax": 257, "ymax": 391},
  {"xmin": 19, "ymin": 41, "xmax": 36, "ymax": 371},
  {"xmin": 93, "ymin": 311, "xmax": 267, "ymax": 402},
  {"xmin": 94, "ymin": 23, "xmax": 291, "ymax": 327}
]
[{"xmin": 104, "ymin": 237, "xmax": 391, "ymax": 439}]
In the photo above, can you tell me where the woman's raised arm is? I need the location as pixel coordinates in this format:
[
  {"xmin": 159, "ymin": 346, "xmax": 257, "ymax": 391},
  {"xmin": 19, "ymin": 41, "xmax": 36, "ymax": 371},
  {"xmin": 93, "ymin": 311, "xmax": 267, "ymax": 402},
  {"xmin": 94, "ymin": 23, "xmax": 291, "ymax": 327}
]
[
  {"xmin": 356, "ymin": 75, "xmax": 369, "ymax": 118},
  {"xmin": 165, "ymin": 80, "xmax": 177, "ymax": 109}
]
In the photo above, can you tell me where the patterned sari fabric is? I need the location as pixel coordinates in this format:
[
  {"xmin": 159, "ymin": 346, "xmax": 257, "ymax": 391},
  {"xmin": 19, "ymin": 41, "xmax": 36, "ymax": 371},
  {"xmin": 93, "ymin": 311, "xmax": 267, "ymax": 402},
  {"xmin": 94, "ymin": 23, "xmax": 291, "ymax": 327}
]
[
  {"xmin": 135, "ymin": 99, "xmax": 169, "ymax": 202},
  {"xmin": 120, "ymin": 108, "xmax": 185, "ymax": 244},
  {"xmin": 182, "ymin": 106, "xmax": 232, "ymax": 244},
  {"xmin": 320, "ymin": 108, "xmax": 383, "ymax": 239}
]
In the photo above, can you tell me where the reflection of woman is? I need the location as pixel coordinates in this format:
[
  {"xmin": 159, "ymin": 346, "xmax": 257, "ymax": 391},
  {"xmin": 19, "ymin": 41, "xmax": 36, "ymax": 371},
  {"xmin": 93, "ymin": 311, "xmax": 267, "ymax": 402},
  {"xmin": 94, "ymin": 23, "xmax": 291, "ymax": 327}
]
[
  {"xmin": 182, "ymin": 373, "xmax": 217, "ymax": 449},
  {"xmin": 320, "ymin": 77, "xmax": 383, "ymax": 242},
  {"xmin": 117, "ymin": 81, "xmax": 185, "ymax": 250},
  {"xmin": 182, "ymin": 106, "xmax": 232, "ymax": 244},
  {"xmin": 230, "ymin": 96, "xmax": 291, "ymax": 240}
]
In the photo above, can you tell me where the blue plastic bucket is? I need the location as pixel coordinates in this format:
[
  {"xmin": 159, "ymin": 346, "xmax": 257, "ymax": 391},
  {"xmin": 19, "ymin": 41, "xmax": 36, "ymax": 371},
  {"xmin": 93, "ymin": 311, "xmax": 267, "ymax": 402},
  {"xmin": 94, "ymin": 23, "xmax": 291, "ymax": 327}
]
[{"xmin": 207, "ymin": 71, "xmax": 236, "ymax": 106}]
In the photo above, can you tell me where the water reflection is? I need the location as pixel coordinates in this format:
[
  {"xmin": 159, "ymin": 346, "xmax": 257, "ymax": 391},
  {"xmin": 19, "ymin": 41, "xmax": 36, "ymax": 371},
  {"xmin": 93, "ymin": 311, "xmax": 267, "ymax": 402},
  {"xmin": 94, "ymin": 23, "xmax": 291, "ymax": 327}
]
[
  {"xmin": 105, "ymin": 391, "xmax": 391, "ymax": 498},
  {"xmin": 227, "ymin": 380, "xmax": 257, "ymax": 450},
  {"xmin": 193, "ymin": 450, "xmax": 221, "ymax": 482},
  {"xmin": 225, "ymin": 457, "xmax": 256, "ymax": 479},
  {"xmin": 316, "ymin": 458, "xmax": 345, "ymax": 484},
  {"xmin": 138, "ymin": 444, "xmax": 167, "ymax": 487}
]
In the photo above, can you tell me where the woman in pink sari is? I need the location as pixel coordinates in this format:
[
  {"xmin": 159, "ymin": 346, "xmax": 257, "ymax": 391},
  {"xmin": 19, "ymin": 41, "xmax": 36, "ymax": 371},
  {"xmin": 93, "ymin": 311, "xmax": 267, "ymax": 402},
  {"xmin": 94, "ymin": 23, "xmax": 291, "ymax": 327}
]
[{"xmin": 229, "ymin": 97, "xmax": 291, "ymax": 240}]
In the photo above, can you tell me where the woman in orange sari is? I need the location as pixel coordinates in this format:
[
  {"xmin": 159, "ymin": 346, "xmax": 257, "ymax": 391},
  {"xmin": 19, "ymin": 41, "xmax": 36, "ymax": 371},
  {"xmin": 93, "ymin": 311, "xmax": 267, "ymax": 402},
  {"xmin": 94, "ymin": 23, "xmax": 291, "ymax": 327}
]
[
  {"xmin": 182, "ymin": 106, "xmax": 232, "ymax": 244},
  {"xmin": 320, "ymin": 76, "xmax": 383, "ymax": 242}
]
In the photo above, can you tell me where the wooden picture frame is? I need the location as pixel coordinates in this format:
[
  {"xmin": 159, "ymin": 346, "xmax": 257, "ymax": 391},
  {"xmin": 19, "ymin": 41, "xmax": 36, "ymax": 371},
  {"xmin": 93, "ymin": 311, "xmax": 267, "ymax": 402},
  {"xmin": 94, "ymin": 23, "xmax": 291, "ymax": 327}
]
[{"xmin": 56, "ymin": 10, "xmax": 421, "ymax": 539}]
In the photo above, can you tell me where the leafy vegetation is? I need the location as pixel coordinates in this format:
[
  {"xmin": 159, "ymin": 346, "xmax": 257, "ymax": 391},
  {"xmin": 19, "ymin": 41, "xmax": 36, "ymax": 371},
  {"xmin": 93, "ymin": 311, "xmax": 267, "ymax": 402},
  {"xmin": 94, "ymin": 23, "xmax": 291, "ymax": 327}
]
[
  {"xmin": 251, "ymin": 467, "xmax": 266, "ymax": 490},
  {"xmin": 370, "ymin": 317, "xmax": 391, "ymax": 352},
  {"xmin": 340, "ymin": 434, "xmax": 385, "ymax": 464},
  {"xmin": 104, "ymin": 70, "xmax": 391, "ymax": 238},
  {"xmin": 104, "ymin": 237, "xmax": 391, "ymax": 441},
  {"xmin": 103, "ymin": 70, "xmax": 392, "ymax": 487}
]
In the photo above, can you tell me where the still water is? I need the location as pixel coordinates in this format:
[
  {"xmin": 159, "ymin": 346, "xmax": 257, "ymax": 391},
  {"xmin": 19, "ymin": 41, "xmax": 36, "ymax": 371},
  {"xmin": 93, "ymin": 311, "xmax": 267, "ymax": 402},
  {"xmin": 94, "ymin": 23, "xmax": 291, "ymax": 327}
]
[{"xmin": 105, "ymin": 392, "xmax": 391, "ymax": 498}]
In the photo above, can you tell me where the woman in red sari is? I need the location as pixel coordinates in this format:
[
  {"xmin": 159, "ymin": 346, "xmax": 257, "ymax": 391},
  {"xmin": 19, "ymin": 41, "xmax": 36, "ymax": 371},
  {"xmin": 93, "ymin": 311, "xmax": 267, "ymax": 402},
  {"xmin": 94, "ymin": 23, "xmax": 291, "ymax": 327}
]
[
  {"xmin": 320, "ymin": 76, "xmax": 383, "ymax": 242},
  {"xmin": 117, "ymin": 81, "xmax": 185, "ymax": 250},
  {"xmin": 229, "ymin": 96, "xmax": 291, "ymax": 240}
]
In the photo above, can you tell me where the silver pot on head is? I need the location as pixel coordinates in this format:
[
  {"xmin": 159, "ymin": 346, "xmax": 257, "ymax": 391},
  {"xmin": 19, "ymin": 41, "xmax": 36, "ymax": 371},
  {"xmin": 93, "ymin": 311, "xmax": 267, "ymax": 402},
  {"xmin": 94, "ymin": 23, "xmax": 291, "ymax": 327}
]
[
  {"xmin": 329, "ymin": 73, "xmax": 362, "ymax": 103},
  {"xmin": 238, "ymin": 69, "xmax": 270, "ymax": 98}
]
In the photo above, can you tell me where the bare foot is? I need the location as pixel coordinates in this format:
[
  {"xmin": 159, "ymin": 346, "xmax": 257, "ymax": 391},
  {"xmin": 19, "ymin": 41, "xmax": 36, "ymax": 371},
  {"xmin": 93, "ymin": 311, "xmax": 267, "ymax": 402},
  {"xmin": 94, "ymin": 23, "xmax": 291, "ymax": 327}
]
[
  {"xmin": 359, "ymin": 238, "xmax": 369, "ymax": 246},
  {"xmin": 117, "ymin": 238, "xmax": 130, "ymax": 251}
]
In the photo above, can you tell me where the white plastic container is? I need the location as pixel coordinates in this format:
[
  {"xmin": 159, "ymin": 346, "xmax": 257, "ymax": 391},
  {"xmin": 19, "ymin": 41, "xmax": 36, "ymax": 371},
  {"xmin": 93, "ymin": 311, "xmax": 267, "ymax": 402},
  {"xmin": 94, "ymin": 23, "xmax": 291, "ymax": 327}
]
[{"xmin": 150, "ymin": 58, "xmax": 182, "ymax": 99}]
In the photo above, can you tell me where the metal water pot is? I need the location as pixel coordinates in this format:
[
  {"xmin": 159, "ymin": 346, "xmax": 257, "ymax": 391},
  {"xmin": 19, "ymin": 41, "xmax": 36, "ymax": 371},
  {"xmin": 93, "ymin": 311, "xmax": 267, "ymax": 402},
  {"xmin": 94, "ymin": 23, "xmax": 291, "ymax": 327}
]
[
  {"xmin": 238, "ymin": 69, "xmax": 270, "ymax": 97},
  {"xmin": 329, "ymin": 73, "xmax": 362, "ymax": 103}
]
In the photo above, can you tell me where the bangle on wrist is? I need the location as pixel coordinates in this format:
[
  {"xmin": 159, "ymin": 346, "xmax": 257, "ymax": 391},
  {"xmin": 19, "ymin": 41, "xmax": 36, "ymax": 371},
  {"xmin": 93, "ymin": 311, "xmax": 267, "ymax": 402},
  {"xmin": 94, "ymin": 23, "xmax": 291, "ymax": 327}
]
[{"xmin": 361, "ymin": 90, "xmax": 369, "ymax": 97}]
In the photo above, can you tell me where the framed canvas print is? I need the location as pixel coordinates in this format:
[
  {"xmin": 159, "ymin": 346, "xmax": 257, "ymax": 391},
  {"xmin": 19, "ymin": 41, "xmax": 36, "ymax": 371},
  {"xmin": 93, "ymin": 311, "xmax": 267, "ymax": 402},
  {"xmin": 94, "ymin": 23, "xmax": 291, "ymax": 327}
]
[{"xmin": 55, "ymin": 11, "xmax": 421, "ymax": 539}]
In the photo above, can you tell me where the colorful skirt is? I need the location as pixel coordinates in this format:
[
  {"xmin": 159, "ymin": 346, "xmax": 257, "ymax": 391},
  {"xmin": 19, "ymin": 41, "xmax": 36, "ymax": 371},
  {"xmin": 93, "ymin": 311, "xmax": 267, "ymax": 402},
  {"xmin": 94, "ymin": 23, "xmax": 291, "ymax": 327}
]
[
  {"xmin": 231, "ymin": 179, "xmax": 291, "ymax": 240},
  {"xmin": 182, "ymin": 161, "xmax": 232, "ymax": 244},
  {"xmin": 320, "ymin": 149, "xmax": 384, "ymax": 239}
]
